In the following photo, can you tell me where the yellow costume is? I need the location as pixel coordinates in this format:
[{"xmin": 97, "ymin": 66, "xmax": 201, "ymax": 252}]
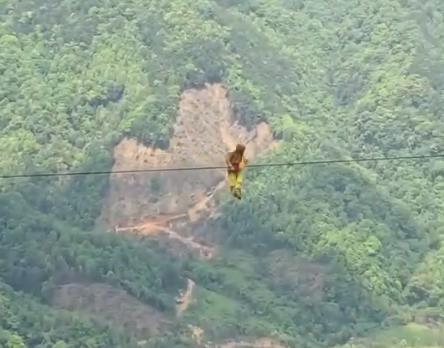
[{"xmin": 226, "ymin": 144, "xmax": 248, "ymax": 199}]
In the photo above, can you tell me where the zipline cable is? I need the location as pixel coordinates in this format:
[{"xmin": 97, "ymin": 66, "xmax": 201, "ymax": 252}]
[{"xmin": 1, "ymin": 153, "xmax": 443, "ymax": 179}]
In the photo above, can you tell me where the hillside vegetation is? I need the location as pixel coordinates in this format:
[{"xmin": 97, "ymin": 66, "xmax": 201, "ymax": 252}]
[{"xmin": 0, "ymin": 0, "xmax": 443, "ymax": 347}]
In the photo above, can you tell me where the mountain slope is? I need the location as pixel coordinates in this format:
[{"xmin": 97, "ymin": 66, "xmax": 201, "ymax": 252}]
[{"xmin": 0, "ymin": 0, "xmax": 443, "ymax": 347}]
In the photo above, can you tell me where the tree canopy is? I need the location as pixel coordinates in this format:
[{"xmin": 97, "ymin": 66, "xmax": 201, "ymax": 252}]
[{"xmin": 0, "ymin": 0, "xmax": 443, "ymax": 347}]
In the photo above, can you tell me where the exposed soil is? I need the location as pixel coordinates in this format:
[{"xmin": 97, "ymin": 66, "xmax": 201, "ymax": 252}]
[
  {"xmin": 176, "ymin": 278, "xmax": 196, "ymax": 316},
  {"xmin": 89, "ymin": 83, "xmax": 280, "ymax": 340},
  {"xmin": 98, "ymin": 83, "xmax": 276, "ymax": 261},
  {"xmin": 98, "ymin": 83, "xmax": 276, "ymax": 230},
  {"xmin": 115, "ymin": 214, "xmax": 215, "ymax": 260},
  {"xmin": 51, "ymin": 283, "xmax": 169, "ymax": 337}
]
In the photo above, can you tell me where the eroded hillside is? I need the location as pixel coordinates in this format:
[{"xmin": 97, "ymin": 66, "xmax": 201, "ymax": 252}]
[
  {"xmin": 98, "ymin": 83, "xmax": 276, "ymax": 242},
  {"xmin": 88, "ymin": 83, "xmax": 279, "ymax": 345}
]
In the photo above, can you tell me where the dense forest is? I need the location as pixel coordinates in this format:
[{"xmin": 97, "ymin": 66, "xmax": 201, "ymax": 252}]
[{"xmin": 1, "ymin": 0, "xmax": 444, "ymax": 347}]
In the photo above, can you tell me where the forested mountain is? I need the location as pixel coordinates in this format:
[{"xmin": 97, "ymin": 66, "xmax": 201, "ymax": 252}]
[{"xmin": 0, "ymin": 0, "xmax": 443, "ymax": 347}]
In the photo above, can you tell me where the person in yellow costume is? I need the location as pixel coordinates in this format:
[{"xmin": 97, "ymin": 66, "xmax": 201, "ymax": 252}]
[{"xmin": 225, "ymin": 144, "xmax": 248, "ymax": 200}]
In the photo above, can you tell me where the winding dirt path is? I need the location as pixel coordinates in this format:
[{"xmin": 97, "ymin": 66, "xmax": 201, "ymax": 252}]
[
  {"xmin": 176, "ymin": 278, "xmax": 196, "ymax": 316},
  {"xmin": 187, "ymin": 180, "xmax": 226, "ymax": 223},
  {"xmin": 114, "ymin": 169, "xmax": 231, "ymax": 261},
  {"xmin": 116, "ymin": 215, "xmax": 215, "ymax": 260}
]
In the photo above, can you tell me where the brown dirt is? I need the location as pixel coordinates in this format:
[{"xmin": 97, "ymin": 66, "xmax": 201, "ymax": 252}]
[
  {"xmin": 115, "ymin": 216, "xmax": 215, "ymax": 260},
  {"xmin": 91, "ymin": 83, "xmax": 278, "ymax": 333},
  {"xmin": 98, "ymin": 83, "xmax": 277, "ymax": 260},
  {"xmin": 51, "ymin": 283, "xmax": 169, "ymax": 337},
  {"xmin": 98, "ymin": 83, "xmax": 276, "ymax": 230}
]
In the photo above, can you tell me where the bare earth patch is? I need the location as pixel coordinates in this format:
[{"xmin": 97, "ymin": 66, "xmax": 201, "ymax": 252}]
[
  {"xmin": 92, "ymin": 83, "xmax": 279, "ymax": 338},
  {"xmin": 98, "ymin": 83, "xmax": 276, "ymax": 259},
  {"xmin": 98, "ymin": 83, "xmax": 275, "ymax": 230},
  {"xmin": 51, "ymin": 283, "xmax": 169, "ymax": 337},
  {"xmin": 175, "ymin": 278, "xmax": 196, "ymax": 316}
]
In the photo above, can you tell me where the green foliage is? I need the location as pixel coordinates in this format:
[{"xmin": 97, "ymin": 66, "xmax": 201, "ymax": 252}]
[
  {"xmin": 0, "ymin": 282, "xmax": 138, "ymax": 348},
  {"xmin": 0, "ymin": 0, "xmax": 444, "ymax": 346},
  {"xmin": 405, "ymin": 246, "xmax": 444, "ymax": 307},
  {"xmin": 338, "ymin": 322, "xmax": 444, "ymax": 348},
  {"xmin": 0, "ymin": 191, "xmax": 185, "ymax": 311}
]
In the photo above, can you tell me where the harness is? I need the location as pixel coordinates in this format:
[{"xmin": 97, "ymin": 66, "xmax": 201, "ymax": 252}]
[
  {"xmin": 231, "ymin": 163, "xmax": 240, "ymax": 172},
  {"xmin": 228, "ymin": 152, "xmax": 242, "ymax": 173}
]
